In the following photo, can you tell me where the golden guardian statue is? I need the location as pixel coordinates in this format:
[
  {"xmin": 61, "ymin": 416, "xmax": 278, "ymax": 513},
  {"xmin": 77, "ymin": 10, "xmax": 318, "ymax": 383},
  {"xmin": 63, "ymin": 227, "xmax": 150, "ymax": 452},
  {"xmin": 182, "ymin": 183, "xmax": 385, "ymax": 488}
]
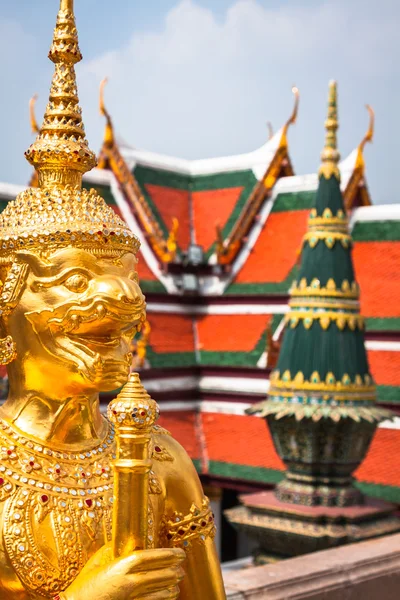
[{"xmin": 0, "ymin": 1, "xmax": 226, "ymax": 598}]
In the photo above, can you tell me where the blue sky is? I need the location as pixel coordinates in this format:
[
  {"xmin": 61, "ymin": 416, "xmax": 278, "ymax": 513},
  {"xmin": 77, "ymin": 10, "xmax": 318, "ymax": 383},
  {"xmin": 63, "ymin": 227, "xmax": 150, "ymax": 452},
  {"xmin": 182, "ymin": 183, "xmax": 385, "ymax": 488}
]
[{"xmin": 0, "ymin": 0, "xmax": 398, "ymax": 204}]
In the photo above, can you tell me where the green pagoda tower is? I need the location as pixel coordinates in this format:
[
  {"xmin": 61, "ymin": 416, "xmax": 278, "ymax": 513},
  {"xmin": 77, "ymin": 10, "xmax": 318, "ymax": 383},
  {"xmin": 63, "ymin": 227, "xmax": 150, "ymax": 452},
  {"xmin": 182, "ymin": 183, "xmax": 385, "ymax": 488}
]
[
  {"xmin": 226, "ymin": 82, "xmax": 399, "ymax": 559},
  {"xmin": 259, "ymin": 80, "xmax": 391, "ymax": 507}
]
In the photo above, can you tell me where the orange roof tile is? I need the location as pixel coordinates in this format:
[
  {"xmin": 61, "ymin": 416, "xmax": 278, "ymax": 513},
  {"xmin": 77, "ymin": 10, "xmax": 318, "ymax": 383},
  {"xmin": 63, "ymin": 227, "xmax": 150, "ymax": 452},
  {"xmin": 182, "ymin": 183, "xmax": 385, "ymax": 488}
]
[
  {"xmin": 145, "ymin": 184, "xmax": 191, "ymax": 250},
  {"xmin": 147, "ymin": 313, "xmax": 195, "ymax": 353},
  {"xmin": 196, "ymin": 314, "xmax": 271, "ymax": 352},
  {"xmin": 136, "ymin": 251, "xmax": 158, "ymax": 282},
  {"xmin": 158, "ymin": 410, "xmax": 200, "ymax": 460},
  {"xmin": 353, "ymin": 242, "xmax": 400, "ymax": 318},
  {"xmin": 201, "ymin": 413, "xmax": 285, "ymax": 470},
  {"xmin": 235, "ymin": 210, "xmax": 309, "ymax": 284},
  {"xmin": 368, "ymin": 350, "xmax": 400, "ymax": 386},
  {"xmin": 192, "ymin": 187, "xmax": 243, "ymax": 250},
  {"xmin": 355, "ymin": 428, "xmax": 400, "ymax": 487}
]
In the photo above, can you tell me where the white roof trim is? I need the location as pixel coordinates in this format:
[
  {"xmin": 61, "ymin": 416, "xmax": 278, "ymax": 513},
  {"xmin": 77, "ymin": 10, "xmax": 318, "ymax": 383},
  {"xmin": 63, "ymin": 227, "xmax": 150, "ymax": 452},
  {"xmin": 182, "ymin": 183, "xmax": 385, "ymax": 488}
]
[
  {"xmin": 0, "ymin": 182, "xmax": 25, "ymax": 200},
  {"xmin": 366, "ymin": 340, "xmax": 400, "ymax": 352},
  {"xmin": 350, "ymin": 204, "xmax": 400, "ymax": 228},
  {"xmin": 120, "ymin": 130, "xmax": 284, "ymax": 177},
  {"xmin": 158, "ymin": 399, "xmax": 254, "ymax": 416},
  {"xmin": 146, "ymin": 302, "xmax": 288, "ymax": 315},
  {"xmin": 83, "ymin": 168, "xmax": 116, "ymax": 186}
]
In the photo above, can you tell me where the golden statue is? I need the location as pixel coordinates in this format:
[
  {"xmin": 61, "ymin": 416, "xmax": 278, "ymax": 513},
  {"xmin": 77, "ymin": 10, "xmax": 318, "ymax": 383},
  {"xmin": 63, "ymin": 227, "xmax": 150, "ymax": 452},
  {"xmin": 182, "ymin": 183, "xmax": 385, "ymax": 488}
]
[{"xmin": 0, "ymin": 1, "xmax": 226, "ymax": 598}]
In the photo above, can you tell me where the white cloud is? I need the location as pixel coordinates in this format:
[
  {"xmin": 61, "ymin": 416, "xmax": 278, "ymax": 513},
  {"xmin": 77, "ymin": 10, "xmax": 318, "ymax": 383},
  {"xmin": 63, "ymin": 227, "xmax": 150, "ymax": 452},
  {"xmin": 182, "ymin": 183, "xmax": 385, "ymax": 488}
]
[{"xmin": 1, "ymin": 1, "xmax": 399, "ymax": 204}]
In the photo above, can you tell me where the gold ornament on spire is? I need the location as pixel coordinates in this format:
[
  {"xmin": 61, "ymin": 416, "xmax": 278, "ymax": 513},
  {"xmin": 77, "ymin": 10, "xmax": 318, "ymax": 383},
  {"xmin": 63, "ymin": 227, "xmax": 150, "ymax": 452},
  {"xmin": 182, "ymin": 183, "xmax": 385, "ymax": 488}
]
[
  {"xmin": 0, "ymin": 0, "xmax": 139, "ymax": 263},
  {"xmin": 319, "ymin": 80, "xmax": 340, "ymax": 180}
]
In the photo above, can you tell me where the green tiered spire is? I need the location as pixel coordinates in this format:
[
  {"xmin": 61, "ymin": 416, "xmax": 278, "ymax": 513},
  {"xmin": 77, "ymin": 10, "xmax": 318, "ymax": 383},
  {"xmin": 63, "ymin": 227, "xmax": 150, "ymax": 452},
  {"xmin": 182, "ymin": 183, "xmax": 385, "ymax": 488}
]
[
  {"xmin": 249, "ymin": 82, "xmax": 392, "ymax": 507},
  {"xmin": 258, "ymin": 81, "xmax": 389, "ymax": 423}
]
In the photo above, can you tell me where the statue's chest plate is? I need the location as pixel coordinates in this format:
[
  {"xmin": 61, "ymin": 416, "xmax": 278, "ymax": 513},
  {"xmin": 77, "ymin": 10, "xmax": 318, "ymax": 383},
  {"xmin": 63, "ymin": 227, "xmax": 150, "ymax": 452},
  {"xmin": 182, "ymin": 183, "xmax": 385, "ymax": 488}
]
[
  {"xmin": 0, "ymin": 421, "xmax": 167, "ymax": 598},
  {"xmin": 3, "ymin": 485, "xmax": 113, "ymax": 597},
  {"xmin": 0, "ymin": 420, "xmax": 116, "ymax": 597}
]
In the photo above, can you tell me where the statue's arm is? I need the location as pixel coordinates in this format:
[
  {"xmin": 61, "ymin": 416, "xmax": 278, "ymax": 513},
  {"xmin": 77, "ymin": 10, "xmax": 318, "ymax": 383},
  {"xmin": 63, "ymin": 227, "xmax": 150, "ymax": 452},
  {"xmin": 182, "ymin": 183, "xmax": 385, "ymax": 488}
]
[{"xmin": 161, "ymin": 436, "xmax": 227, "ymax": 600}]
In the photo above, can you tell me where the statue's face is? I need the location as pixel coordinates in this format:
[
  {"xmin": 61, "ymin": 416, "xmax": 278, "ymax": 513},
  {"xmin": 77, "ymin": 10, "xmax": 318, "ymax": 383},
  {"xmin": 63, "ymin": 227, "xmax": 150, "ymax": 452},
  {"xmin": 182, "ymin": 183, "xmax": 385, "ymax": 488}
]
[{"xmin": 7, "ymin": 247, "xmax": 146, "ymax": 394}]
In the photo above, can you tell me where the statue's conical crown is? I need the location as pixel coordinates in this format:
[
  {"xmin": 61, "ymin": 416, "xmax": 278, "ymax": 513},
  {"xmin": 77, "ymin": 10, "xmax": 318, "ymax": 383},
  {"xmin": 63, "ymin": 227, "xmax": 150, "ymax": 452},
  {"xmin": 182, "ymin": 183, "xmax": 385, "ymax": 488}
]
[{"xmin": 0, "ymin": 0, "xmax": 138, "ymax": 262}]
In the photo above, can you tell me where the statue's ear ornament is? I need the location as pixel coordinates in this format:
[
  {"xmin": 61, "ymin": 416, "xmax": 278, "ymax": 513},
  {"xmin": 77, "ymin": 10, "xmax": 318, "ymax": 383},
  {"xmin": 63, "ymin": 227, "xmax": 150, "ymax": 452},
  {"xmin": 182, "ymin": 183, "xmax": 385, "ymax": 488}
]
[
  {"xmin": 0, "ymin": 261, "xmax": 30, "ymax": 367},
  {"xmin": 0, "ymin": 262, "xmax": 30, "ymax": 316},
  {"xmin": 0, "ymin": 335, "xmax": 17, "ymax": 366}
]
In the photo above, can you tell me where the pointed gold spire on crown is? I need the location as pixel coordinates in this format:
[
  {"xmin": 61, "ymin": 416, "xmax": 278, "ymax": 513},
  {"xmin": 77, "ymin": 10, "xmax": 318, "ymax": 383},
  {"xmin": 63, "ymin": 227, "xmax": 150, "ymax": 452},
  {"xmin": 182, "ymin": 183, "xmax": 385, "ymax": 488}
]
[
  {"xmin": 319, "ymin": 80, "xmax": 340, "ymax": 180},
  {"xmin": 0, "ymin": 0, "xmax": 139, "ymax": 262},
  {"xmin": 25, "ymin": 0, "xmax": 97, "ymax": 189}
]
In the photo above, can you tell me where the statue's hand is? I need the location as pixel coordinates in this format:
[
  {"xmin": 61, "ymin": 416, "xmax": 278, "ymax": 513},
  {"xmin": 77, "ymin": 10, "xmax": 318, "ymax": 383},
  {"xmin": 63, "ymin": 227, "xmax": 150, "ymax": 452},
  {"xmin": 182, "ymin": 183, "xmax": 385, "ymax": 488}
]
[{"xmin": 62, "ymin": 544, "xmax": 186, "ymax": 600}]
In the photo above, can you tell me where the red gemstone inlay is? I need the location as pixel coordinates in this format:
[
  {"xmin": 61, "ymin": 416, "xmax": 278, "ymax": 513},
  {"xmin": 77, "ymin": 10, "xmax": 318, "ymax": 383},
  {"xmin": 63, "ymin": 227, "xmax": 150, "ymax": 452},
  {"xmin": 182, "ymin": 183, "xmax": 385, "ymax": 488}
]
[
  {"xmin": 201, "ymin": 521, "xmax": 206, "ymax": 527},
  {"xmin": 191, "ymin": 525, "xmax": 197, "ymax": 530},
  {"xmin": 0, "ymin": 478, "xmax": 4, "ymax": 485},
  {"xmin": 41, "ymin": 494, "xmax": 49, "ymax": 503},
  {"xmin": 29, "ymin": 461, "xmax": 35, "ymax": 467},
  {"xmin": 154, "ymin": 446, "xmax": 161, "ymax": 453},
  {"xmin": 81, "ymin": 473, "xmax": 86, "ymax": 477},
  {"xmin": 85, "ymin": 499, "xmax": 93, "ymax": 508},
  {"xmin": 55, "ymin": 469, "xmax": 61, "ymax": 474},
  {"xmin": 140, "ymin": 411, "xmax": 146, "ymax": 416},
  {"xmin": 7, "ymin": 450, "xmax": 12, "ymax": 456},
  {"xmin": 101, "ymin": 469, "xmax": 106, "ymax": 473},
  {"xmin": 178, "ymin": 529, "xmax": 185, "ymax": 536}
]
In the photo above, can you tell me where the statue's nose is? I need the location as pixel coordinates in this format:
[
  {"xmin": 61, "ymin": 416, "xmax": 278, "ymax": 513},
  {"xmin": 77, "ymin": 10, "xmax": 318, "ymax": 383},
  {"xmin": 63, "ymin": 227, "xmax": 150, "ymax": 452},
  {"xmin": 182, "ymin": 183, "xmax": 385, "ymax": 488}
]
[{"xmin": 89, "ymin": 275, "xmax": 143, "ymax": 303}]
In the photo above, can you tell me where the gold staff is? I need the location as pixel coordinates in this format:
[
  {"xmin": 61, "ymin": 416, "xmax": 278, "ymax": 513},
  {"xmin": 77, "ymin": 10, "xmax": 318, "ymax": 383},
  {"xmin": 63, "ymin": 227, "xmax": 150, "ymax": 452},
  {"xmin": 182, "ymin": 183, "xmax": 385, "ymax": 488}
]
[{"xmin": 107, "ymin": 372, "xmax": 159, "ymax": 558}]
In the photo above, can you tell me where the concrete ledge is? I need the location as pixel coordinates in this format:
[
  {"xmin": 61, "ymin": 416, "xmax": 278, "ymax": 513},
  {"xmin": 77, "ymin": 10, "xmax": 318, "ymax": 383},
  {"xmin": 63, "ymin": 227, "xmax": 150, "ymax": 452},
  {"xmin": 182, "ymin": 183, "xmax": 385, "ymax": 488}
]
[{"xmin": 224, "ymin": 533, "xmax": 400, "ymax": 599}]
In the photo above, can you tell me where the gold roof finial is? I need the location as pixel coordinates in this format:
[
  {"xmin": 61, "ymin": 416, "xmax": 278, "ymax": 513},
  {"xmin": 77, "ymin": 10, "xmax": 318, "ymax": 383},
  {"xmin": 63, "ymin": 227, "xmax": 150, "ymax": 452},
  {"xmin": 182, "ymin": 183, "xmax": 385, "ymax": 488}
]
[
  {"xmin": 354, "ymin": 105, "xmax": 374, "ymax": 175},
  {"xmin": 319, "ymin": 80, "xmax": 340, "ymax": 180},
  {"xmin": 360, "ymin": 104, "xmax": 374, "ymax": 152},
  {"xmin": 99, "ymin": 77, "xmax": 115, "ymax": 148},
  {"xmin": 29, "ymin": 94, "xmax": 40, "ymax": 134},
  {"xmin": 25, "ymin": 0, "xmax": 97, "ymax": 189},
  {"xmin": 283, "ymin": 86, "xmax": 299, "ymax": 133},
  {"xmin": 277, "ymin": 86, "xmax": 299, "ymax": 153}
]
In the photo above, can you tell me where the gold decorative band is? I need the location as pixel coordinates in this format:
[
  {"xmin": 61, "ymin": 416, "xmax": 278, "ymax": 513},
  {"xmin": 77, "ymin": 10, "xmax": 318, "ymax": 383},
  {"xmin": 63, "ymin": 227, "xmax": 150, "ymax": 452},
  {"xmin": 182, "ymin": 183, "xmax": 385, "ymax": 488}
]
[
  {"xmin": 269, "ymin": 369, "xmax": 375, "ymax": 402},
  {"xmin": 309, "ymin": 207, "xmax": 346, "ymax": 221},
  {"xmin": 289, "ymin": 299, "xmax": 360, "ymax": 311},
  {"xmin": 285, "ymin": 310, "xmax": 364, "ymax": 330},
  {"xmin": 304, "ymin": 231, "xmax": 351, "ymax": 249},
  {"xmin": 163, "ymin": 497, "xmax": 216, "ymax": 550},
  {"xmin": 290, "ymin": 278, "xmax": 359, "ymax": 300}
]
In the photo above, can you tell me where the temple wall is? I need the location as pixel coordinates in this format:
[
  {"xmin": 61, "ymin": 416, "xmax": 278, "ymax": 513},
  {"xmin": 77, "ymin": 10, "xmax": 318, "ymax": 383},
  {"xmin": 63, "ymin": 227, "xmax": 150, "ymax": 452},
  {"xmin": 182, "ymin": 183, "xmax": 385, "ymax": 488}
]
[{"xmin": 223, "ymin": 533, "xmax": 400, "ymax": 599}]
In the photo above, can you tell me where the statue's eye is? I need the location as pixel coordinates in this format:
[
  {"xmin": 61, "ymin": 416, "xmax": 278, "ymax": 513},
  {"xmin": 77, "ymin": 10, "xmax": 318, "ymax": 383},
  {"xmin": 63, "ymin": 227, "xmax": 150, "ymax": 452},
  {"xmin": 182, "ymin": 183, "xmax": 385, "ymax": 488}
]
[{"xmin": 64, "ymin": 273, "xmax": 89, "ymax": 293}]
